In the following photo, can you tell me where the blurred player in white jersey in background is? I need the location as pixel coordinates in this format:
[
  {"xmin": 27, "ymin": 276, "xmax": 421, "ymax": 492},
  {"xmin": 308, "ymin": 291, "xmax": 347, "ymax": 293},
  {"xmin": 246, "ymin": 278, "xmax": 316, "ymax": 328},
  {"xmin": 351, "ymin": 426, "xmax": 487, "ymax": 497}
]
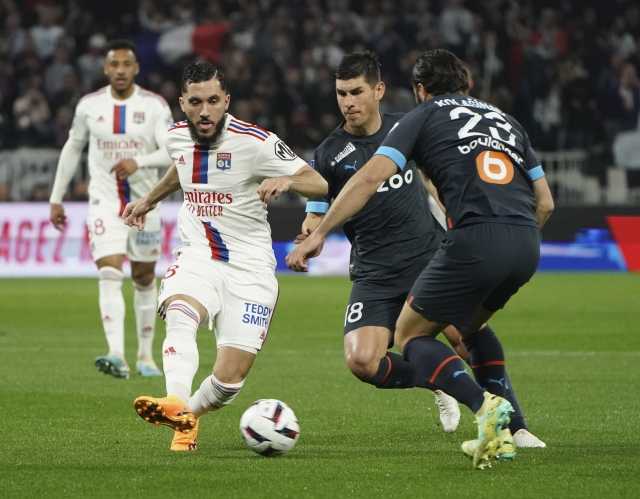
[
  {"xmin": 49, "ymin": 39, "xmax": 174, "ymax": 379},
  {"xmin": 123, "ymin": 62, "xmax": 327, "ymax": 450}
]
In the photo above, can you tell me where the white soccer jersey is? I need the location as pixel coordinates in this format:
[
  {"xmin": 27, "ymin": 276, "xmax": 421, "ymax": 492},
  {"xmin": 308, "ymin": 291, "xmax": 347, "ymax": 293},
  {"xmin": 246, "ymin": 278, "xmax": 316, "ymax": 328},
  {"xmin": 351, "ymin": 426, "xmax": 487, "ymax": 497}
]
[
  {"xmin": 165, "ymin": 114, "xmax": 307, "ymax": 273},
  {"xmin": 66, "ymin": 85, "xmax": 174, "ymax": 213}
]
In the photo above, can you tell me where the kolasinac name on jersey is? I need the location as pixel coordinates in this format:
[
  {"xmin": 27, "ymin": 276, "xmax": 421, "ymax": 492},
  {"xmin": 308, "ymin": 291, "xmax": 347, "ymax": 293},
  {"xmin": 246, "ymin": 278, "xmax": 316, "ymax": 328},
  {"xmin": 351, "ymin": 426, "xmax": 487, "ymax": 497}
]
[
  {"xmin": 69, "ymin": 85, "xmax": 174, "ymax": 211},
  {"xmin": 165, "ymin": 114, "xmax": 306, "ymax": 274}
]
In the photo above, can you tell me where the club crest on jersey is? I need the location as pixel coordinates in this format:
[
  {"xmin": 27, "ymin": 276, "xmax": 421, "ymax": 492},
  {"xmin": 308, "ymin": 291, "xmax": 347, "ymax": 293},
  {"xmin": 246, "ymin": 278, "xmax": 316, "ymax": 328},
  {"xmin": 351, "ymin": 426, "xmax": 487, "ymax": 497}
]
[
  {"xmin": 216, "ymin": 152, "xmax": 232, "ymax": 170},
  {"xmin": 133, "ymin": 112, "xmax": 145, "ymax": 124}
]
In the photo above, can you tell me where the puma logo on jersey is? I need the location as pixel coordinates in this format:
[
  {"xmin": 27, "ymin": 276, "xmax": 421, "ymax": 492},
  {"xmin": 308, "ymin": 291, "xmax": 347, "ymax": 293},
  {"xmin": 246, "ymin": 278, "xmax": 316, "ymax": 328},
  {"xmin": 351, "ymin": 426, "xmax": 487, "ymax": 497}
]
[
  {"xmin": 177, "ymin": 155, "xmax": 186, "ymax": 165},
  {"xmin": 344, "ymin": 161, "xmax": 357, "ymax": 172}
]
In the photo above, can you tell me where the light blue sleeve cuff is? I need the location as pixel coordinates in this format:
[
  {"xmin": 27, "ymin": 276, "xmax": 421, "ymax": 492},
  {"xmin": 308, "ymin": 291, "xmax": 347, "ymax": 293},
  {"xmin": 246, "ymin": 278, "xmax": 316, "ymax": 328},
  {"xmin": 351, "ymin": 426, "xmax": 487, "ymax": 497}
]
[
  {"xmin": 375, "ymin": 146, "xmax": 407, "ymax": 170},
  {"xmin": 306, "ymin": 201, "xmax": 330, "ymax": 213},
  {"xmin": 528, "ymin": 165, "xmax": 545, "ymax": 181}
]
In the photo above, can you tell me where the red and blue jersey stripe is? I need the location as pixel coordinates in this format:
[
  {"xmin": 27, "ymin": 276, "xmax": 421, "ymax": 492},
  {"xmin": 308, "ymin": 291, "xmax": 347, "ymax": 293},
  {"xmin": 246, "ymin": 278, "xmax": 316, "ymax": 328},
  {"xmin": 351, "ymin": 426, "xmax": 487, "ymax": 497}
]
[
  {"xmin": 192, "ymin": 144, "xmax": 210, "ymax": 184},
  {"xmin": 202, "ymin": 222, "xmax": 229, "ymax": 262},
  {"xmin": 113, "ymin": 105, "xmax": 126, "ymax": 134},
  {"xmin": 227, "ymin": 119, "xmax": 269, "ymax": 141},
  {"xmin": 116, "ymin": 177, "xmax": 131, "ymax": 215}
]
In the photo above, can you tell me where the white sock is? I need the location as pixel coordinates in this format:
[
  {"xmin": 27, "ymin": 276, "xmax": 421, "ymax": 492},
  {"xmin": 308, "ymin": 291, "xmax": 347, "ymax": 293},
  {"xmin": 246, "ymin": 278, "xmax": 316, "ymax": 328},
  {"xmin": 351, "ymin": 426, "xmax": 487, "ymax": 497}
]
[
  {"xmin": 188, "ymin": 374, "xmax": 244, "ymax": 419},
  {"xmin": 133, "ymin": 280, "xmax": 157, "ymax": 362},
  {"xmin": 98, "ymin": 266, "xmax": 125, "ymax": 358},
  {"xmin": 163, "ymin": 300, "xmax": 200, "ymax": 400}
]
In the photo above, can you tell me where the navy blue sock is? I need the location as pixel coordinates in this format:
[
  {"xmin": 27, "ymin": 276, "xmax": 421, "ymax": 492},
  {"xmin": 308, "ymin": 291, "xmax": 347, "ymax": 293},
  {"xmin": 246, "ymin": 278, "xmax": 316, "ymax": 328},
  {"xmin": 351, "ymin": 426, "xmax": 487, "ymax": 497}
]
[
  {"xmin": 403, "ymin": 336, "xmax": 485, "ymax": 412},
  {"xmin": 463, "ymin": 325, "xmax": 507, "ymax": 398},
  {"xmin": 368, "ymin": 352, "xmax": 429, "ymax": 389},
  {"xmin": 463, "ymin": 358, "xmax": 530, "ymax": 433},
  {"xmin": 504, "ymin": 372, "xmax": 529, "ymax": 433}
]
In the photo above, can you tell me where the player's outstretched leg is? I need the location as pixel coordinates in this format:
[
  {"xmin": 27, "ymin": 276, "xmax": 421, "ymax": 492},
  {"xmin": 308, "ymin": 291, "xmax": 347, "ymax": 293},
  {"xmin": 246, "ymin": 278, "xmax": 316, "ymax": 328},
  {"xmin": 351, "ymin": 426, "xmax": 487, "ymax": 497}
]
[
  {"xmin": 402, "ymin": 335, "xmax": 513, "ymax": 469},
  {"xmin": 134, "ymin": 299, "xmax": 201, "ymax": 433},
  {"xmin": 133, "ymin": 278, "xmax": 162, "ymax": 377},
  {"xmin": 95, "ymin": 266, "xmax": 129, "ymax": 378}
]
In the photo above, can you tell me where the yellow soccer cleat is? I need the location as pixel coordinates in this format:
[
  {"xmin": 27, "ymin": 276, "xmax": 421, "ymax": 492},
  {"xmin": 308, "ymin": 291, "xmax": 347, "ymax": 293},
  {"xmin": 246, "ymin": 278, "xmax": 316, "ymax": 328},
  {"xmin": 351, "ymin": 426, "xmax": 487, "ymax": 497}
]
[
  {"xmin": 134, "ymin": 395, "xmax": 196, "ymax": 434},
  {"xmin": 469, "ymin": 392, "xmax": 514, "ymax": 470},
  {"xmin": 463, "ymin": 427, "xmax": 517, "ymax": 463},
  {"xmin": 170, "ymin": 419, "xmax": 199, "ymax": 451}
]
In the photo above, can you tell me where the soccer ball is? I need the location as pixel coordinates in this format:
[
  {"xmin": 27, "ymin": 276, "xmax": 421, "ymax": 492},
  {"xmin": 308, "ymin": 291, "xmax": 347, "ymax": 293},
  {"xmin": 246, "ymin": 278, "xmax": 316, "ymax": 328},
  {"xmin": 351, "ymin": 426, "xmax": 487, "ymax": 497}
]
[{"xmin": 239, "ymin": 399, "xmax": 300, "ymax": 457}]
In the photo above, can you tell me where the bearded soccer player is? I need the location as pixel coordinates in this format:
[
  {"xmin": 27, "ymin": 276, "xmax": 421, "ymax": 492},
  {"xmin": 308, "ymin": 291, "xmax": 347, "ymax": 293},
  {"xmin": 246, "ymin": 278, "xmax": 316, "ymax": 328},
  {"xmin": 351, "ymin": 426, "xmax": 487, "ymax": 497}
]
[
  {"xmin": 299, "ymin": 51, "xmax": 544, "ymax": 446},
  {"xmin": 50, "ymin": 39, "xmax": 174, "ymax": 379},
  {"xmin": 288, "ymin": 49, "xmax": 554, "ymax": 469},
  {"xmin": 123, "ymin": 62, "xmax": 327, "ymax": 451}
]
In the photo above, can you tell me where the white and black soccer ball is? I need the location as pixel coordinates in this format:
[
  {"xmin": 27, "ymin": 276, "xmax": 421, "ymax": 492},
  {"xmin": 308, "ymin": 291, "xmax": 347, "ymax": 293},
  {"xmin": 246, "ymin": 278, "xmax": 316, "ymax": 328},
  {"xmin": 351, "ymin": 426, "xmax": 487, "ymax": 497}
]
[{"xmin": 239, "ymin": 399, "xmax": 300, "ymax": 457}]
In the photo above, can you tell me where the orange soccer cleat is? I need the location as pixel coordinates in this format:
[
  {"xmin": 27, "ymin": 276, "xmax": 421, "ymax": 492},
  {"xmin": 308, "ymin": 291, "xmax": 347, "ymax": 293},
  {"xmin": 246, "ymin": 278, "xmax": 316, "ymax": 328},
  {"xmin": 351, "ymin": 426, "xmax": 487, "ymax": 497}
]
[{"xmin": 134, "ymin": 395, "xmax": 196, "ymax": 434}]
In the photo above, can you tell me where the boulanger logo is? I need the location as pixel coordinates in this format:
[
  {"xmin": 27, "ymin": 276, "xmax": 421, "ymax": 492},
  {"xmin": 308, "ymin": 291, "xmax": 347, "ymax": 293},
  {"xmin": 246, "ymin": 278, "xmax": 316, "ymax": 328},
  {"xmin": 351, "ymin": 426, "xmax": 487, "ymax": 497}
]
[{"xmin": 476, "ymin": 150, "xmax": 514, "ymax": 184}]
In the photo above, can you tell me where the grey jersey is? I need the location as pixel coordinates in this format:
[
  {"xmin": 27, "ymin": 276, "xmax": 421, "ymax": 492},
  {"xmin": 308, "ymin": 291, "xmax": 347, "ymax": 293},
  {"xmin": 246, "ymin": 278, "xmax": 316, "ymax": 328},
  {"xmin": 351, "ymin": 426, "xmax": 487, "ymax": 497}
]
[{"xmin": 307, "ymin": 113, "xmax": 440, "ymax": 283}]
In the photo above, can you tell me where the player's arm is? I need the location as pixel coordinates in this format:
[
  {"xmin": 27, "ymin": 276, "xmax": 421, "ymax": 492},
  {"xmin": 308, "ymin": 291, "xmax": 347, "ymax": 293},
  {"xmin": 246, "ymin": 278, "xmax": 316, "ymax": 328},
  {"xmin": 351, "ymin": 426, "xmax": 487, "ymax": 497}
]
[
  {"xmin": 418, "ymin": 169, "xmax": 446, "ymax": 214},
  {"xmin": 522, "ymin": 132, "xmax": 554, "ymax": 228},
  {"xmin": 111, "ymin": 105, "xmax": 174, "ymax": 179},
  {"xmin": 532, "ymin": 176, "xmax": 554, "ymax": 228},
  {"xmin": 50, "ymin": 105, "xmax": 89, "ymax": 231},
  {"xmin": 123, "ymin": 163, "xmax": 180, "ymax": 230},
  {"xmin": 295, "ymin": 212, "xmax": 326, "ymax": 244},
  {"xmin": 257, "ymin": 165, "xmax": 328, "ymax": 203},
  {"xmin": 285, "ymin": 155, "xmax": 397, "ymax": 271}
]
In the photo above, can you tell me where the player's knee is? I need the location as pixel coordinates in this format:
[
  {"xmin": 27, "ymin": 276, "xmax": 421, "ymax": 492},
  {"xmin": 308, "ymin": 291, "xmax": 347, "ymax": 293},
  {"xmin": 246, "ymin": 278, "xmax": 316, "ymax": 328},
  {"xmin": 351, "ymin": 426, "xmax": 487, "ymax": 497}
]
[
  {"xmin": 345, "ymin": 350, "xmax": 379, "ymax": 381},
  {"xmin": 132, "ymin": 270, "xmax": 155, "ymax": 287}
]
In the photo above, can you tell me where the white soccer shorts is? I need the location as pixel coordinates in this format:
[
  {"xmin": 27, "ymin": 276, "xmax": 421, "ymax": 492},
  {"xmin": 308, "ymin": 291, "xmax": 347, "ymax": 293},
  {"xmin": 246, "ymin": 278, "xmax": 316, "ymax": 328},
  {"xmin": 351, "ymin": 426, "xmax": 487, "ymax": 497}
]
[
  {"xmin": 86, "ymin": 205, "xmax": 162, "ymax": 263},
  {"xmin": 157, "ymin": 249, "xmax": 279, "ymax": 354}
]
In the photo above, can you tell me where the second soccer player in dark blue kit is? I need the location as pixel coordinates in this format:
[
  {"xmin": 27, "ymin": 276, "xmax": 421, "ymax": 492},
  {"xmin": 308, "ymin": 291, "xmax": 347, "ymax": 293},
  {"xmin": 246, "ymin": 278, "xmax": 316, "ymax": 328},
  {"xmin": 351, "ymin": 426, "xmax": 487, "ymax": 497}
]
[{"xmin": 288, "ymin": 49, "xmax": 554, "ymax": 470}]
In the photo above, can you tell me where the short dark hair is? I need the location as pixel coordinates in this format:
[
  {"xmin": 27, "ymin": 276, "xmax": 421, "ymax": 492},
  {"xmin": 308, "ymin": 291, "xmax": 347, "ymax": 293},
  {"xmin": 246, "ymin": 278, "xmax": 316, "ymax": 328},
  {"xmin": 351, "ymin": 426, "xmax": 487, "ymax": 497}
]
[
  {"xmin": 104, "ymin": 39, "xmax": 137, "ymax": 58},
  {"xmin": 411, "ymin": 49, "xmax": 469, "ymax": 96},
  {"xmin": 180, "ymin": 62, "xmax": 227, "ymax": 93},
  {"xmin": 335, "ymin": 51, "xmax": 381, "ymax": 87}
]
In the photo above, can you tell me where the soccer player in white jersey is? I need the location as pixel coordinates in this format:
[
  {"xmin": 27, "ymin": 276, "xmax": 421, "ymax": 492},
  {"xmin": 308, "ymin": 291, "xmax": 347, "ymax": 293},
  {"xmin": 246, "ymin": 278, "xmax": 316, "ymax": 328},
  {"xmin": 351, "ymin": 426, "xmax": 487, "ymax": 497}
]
[
  {"xmin": 49, "ymin": 40, "xmax": 174, "ymax": 379},
  {"xmin": 122, "ymin": 62, "xmax": 327, "ymax": 450}
]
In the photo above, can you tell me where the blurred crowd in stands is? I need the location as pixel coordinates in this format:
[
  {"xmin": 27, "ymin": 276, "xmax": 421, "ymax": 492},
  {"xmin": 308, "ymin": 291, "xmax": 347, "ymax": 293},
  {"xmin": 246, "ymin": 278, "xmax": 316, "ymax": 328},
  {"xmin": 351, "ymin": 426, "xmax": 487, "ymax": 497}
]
[{"xmin": 1, "ymin": 0, "xmax": 640, "ymax": 202}]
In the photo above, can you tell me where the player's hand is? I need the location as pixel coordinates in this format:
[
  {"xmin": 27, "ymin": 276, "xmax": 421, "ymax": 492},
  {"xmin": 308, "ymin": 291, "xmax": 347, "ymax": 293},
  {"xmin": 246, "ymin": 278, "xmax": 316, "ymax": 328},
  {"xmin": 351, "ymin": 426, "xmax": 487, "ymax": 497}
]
[
  {"xmin": 110, "ymin": 158, "xmax": 139, "ymax": 179},
  {"xmin": 286, "ymin": 231, "xmax": 325, "ymax": 272},
  {"xmin": 123, "ymin": 198, "xmax": 156, "ymax": 231},
  {"xmin": 294, "ymin": 227, "xmax": 312, "ymax": 245},
  {"xmin": 257, "ymin": 177, "xmax": 294, "ymax": 203},
  {"xmin": 50, "ymin": 203, "xmax": 67, "ymax": 231}
]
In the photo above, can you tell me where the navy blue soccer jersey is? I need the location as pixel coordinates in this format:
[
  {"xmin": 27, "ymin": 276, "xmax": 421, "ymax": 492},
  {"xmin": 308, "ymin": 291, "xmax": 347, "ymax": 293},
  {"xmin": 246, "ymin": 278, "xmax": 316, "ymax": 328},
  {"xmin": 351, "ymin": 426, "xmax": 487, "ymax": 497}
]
[
  {"xmin": 375, "ymin": 94, "xmax": 543, "ymax": 229},
  {"xmin": 307, "ymin": 112, "xmax": 439, "ymax": 282}
]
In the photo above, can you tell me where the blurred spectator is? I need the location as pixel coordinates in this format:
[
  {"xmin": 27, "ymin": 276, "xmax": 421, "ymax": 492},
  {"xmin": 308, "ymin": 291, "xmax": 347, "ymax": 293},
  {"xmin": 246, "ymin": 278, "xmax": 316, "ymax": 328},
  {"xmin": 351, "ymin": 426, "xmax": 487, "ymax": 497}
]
[
  {"xmin": 44, "ymin": 41, "xmax": 74, "ymax": 99},
  {"xmin": 604, "ymin": 61, "xmax": 640, "ymax": 134},
  {"xmin": 72, "ymin": 179, "xmax": 88, "ymax": 201},
  {"xmin": 52, "ymin": 105, "xmax": 73, "ymax": 148},
  {"xmin": 13, "ymin": 84, "xmax": 53, "ymax": 147},
  {"xmin": 439, "ymin": 0, "xmax": 473, "ymax": 58},
  {"xmin": 77, "ymin": 33, "xmax": 107, "ymax": 93},
  {"xmin": 30, "ymin": 183, "xmax": 50, "ymax": 202},
  {"xmin": 0, "ymin": 183, "xmax": 12, "ymax": 202},
  {"xmin": 29, "ymin": 4, "xmax": 65, "ymax": 60},
  {"xmin": 1, "ymin": 10, "xmax": 26, "ymax": 58}
]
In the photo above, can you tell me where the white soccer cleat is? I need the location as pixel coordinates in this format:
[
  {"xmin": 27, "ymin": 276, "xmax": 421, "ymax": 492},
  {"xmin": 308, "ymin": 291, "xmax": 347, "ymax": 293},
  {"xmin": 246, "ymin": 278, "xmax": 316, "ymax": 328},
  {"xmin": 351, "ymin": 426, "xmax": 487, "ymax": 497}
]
[
  {"xmin": 433, "ymin": 389, "xmax": 461, "ymax": 433},
  {"xmin": 513, "ymin": 429, "xmax": 546, "ymax": 448}
]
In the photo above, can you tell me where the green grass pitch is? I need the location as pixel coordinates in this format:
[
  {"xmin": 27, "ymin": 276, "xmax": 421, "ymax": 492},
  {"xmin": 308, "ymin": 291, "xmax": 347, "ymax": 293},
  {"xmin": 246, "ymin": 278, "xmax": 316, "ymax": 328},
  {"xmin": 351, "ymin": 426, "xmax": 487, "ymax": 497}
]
[{"xmin": 1, "ymin": 273, "xmax": 639, "ymax": 498}]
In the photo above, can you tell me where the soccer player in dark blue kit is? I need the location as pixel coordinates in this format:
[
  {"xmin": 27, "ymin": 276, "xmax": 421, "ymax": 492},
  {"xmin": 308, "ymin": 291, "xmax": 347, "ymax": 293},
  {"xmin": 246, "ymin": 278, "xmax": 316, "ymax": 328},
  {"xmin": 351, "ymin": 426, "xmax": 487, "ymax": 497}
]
[
  {"xmin": 288, "ymin": 49, "xmax": 554, "ymax": 469},
  {"xmin": 300, "ymin": 52, "xmax": 545, "ymax": 445}
]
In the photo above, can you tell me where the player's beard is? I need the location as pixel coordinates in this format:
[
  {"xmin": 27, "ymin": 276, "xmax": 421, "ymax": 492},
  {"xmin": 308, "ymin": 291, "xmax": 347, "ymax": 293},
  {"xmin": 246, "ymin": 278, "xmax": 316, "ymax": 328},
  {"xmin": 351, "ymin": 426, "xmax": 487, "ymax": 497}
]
[{"xmin": 187, "ymin": 116, "xmax": 226, "ymax": 147}]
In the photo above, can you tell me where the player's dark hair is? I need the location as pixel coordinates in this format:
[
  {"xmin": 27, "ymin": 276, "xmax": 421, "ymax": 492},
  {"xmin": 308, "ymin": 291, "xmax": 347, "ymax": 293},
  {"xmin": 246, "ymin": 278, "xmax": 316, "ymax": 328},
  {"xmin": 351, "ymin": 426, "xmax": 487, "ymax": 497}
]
[
  {"xmin": 104, "ymin": 39, "xmax": 137, "ymax": 58},
  {"xmin": 411, "ymin": 49, "xmax": 469, "ymax": 96},
  {"xmin": 180, "ymin": 62, "xmax": 227, "ymax": 93},
  {"xmin": 335, "ymin": 51, "xmax": 381, "ymax": 87}
]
